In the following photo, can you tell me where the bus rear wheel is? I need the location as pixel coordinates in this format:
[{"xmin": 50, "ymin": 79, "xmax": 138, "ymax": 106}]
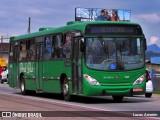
[
  {"xmin": 20, "ymin": 75, "xmax": 28, "ymax": 95},
  {"xmin": 62, "ymin": 78, "xmax": 70, "ymax": 101},
  {"xmin": 112, "ymin": 96, "xmax": 124, "ymax": 102}
]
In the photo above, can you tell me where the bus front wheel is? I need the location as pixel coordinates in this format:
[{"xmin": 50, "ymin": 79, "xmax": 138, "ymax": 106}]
[
  {"xmin": 62, "ymin": 78, "xmax": 70, "ymax": 101},
  {"xmin": 112, "ymin": 96, "xmax": 124, "ymax": 102}
]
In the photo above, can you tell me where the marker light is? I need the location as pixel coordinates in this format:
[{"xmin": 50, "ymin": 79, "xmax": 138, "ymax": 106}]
[{"xmin": 83, "ymin": 74, "xmax": 100, "ymax": 86}]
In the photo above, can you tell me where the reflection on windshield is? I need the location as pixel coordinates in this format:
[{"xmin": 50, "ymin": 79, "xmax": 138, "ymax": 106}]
[{"xmin": 86, "ymin": 37, "xmax": 144, "ymax": 71}]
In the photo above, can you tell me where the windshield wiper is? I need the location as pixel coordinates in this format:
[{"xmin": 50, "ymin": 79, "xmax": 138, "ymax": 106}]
[{"xmin": 120, "ymin": 41, "xmax": 127, "ymax": 53}]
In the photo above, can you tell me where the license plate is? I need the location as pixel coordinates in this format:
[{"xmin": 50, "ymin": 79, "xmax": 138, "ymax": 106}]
[{"xmin": 133, "ymin": 88, "xmax": 143, "ymax": 92}]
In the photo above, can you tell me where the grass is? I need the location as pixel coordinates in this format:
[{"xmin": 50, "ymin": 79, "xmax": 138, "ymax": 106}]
[{"xmin": 153, "ymin": 90, "xmax": 160, "ymax": 94}]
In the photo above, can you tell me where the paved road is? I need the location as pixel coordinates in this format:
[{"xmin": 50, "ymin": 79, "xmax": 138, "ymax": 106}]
[{"xmin": 0, "ymin": 83, "xmax": 160, "ymax": 120}]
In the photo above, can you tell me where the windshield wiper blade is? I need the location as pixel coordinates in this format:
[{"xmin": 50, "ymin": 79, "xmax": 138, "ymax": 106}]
[{"xmin": 120, "ymin": 41, "xmax": 127, "ymax": 52}]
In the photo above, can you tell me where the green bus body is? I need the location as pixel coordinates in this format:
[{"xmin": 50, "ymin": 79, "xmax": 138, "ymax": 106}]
[{"xmin": 8, "ymin": 21, "xmax": 146, "ymax": 101}]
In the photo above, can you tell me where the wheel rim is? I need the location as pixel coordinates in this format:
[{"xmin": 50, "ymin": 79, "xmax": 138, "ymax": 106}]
[
  {"xmin": 20, "ymin": 76, "xmax": 25, "ymax": 93},
  {"xmin": 21, "ymin": 82, "xmax": 24, "ymax": 92},
  {"xmin": 63, "ymin": 80, "xmax": 70, "ymax": 101},
  {"xmin": 63, "ymin": 82, "xmax": 69, "ymax": 95}
]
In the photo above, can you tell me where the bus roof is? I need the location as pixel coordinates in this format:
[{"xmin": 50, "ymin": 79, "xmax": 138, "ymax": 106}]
[{"xmin": 10, "ymin": 21, "xmax": 141, "ymax": 41}]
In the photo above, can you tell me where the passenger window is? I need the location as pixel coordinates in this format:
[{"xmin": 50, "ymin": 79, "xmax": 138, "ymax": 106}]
[
  {"xmin": 62, "ymin": 34, "xmax": 71, "ymax": 58},
  {"xmin": 19, "ymin": 41, "xmax": 27, "ymax": 61},
  {"xmin": 52, "ymin": 35, "xmax": 62, "ymax": 59},
  {"xmin": 44, "ymin": 37, "xmax": 53, "ymax": 60},
  {"xmin": 9, "ymin": 44, "xmax": 13, "ymax": 62},
  {"xmin": 27, "ymin": 40, "xmax": 35, "ymax": 61}
]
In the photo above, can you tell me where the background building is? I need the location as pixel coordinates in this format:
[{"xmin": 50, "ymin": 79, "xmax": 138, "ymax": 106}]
[{"xmin": 0, "ymin": 36, "xmax": 10, "ymax": 65}]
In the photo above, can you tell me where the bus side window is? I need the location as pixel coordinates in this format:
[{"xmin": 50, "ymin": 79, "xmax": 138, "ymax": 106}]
[
  {"xmin": 62, "ymin": 34, "xmax": 71, "ymax": 58},
  {"xmin": 9, "ymin": 43, "xmax": 13, "ymax": 62},
  {"xmin": 52, "ymin": 36, "xmax": 56, "ymax": 58},
  {"xmin": 52, "ymin": 35, "xmax": 62, "ymax": 59},
  {"xmin": 19, "ymin": 41, "xmax": 27, "ymax": 61},
  {"xmin": 44, "ymin": 37, "xmax": 53, "ymax": 60},
  {"xmin": 27, "ymin": 40, "xmax": 35, "ymax": 61}
]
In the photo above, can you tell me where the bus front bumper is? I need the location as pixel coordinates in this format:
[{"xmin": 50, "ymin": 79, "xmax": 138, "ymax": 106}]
[{"xmin": 83, "ymin": 82, "xmax": 146, "ymax": 96}]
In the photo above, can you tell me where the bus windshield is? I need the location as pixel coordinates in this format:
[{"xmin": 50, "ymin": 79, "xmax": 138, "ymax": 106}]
[{"xmin": 85, "ymin": 37, "xmax": 145, "ymax": 71}]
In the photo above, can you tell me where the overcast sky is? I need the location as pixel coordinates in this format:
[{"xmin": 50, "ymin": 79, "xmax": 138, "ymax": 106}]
[{"xmin": 0, "ymin": 0, "xmax": 160, "ymax": 47}]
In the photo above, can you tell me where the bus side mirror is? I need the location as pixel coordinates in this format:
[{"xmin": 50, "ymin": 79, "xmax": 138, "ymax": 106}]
[
  {"xmin": 144, "ymin": 38, "xmax": 147, "ymax": 50},
  {"xmin": 80, "ymin": 39, "xmax": 84, "ymax": 53},
  {"xmin": 79, "ymin": 52, "xmax": 83, "ymax": 58}
]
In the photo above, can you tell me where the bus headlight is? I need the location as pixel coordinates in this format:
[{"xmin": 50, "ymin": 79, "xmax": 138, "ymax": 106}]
[
  {"xmin": 133, "ymin": 74, "xmax": 145, "ymax": 85},
  {"xmin": 83, "ymin": 74, "xmax": 100, "ymax": 86}
]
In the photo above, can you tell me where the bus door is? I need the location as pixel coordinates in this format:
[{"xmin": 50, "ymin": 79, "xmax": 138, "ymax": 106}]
[
  {"xmin": 35, "ymin": 43, "xmax": 43, "ymax": 91},
  {"xmin": 12, "ymin": 45, "xmax": 19, "ymax": 87},
  {"xmin": 72, "ymin": 37, "xmax": 83, "ymax": 94}
]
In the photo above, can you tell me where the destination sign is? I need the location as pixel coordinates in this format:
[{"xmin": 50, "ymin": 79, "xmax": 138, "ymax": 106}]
[{"xmin": 85, "ymin": 25, "xmax": 142, "ymax": 35}]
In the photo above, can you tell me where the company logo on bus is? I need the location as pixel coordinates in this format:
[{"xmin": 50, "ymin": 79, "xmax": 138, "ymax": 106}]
[{"xmin": 116, "ymin": 76, "xmax": 119, "ymax": 79}]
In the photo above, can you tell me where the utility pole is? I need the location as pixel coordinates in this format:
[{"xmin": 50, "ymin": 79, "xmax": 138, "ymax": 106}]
[
  {"xmin": 28, "ymin": 17, "xmax": 31, "ymax": 34},
  {"xmin": 0, "ymin": 36, "xmax": 3, "ymax": 57}
]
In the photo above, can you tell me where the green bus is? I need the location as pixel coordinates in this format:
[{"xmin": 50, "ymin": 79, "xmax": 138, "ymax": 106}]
[{"xmin": 8, "ymin": 20, "xmax": 146, "ymax": 101}]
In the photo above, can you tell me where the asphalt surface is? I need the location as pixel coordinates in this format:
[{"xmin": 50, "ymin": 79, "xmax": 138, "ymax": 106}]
[{"xmin": 0, "ymin": 83, "xmax": 160, "ymax": 120}]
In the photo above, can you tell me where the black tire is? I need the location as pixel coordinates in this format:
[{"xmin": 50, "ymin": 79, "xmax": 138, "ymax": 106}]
[
  {"xmin": 112, "ymin": 96, "xmax": 124, "ymax": 102},
  {"xmin": 1, "ymin": 80, "xmax": 4, "ymax": 84},
  {"xmin": 62, "ymin": 78, "xmax": 71, "ymax": 101},
  {"xmin": 145, "ymin": 93, "xmax": 152, "ymax": 98},
  {"xmin": 20, "ymin": 76, "xmax": 28, "ymax": 95},
  {"xmin": 7, "ymin": 80, "xmax": 9, "ymax": 84},
  {"xmin": 7, "ymin": 75, "xmax": 9, "ymax": 84}
]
